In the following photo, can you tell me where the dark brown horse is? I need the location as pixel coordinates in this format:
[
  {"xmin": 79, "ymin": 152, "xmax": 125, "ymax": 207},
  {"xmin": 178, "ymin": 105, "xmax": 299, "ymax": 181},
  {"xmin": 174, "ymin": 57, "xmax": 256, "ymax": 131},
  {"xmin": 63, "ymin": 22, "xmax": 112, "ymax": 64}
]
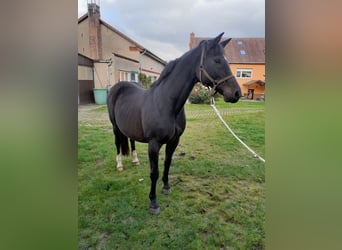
[{"xmin": 107, "ymin": 33, "xmax": 241, "ymax": 214}]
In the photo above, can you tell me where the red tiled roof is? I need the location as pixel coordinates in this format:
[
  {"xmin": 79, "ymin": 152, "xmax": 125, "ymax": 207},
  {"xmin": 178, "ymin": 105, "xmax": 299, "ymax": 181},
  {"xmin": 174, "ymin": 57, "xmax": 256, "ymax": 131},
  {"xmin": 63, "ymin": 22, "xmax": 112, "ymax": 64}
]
[{"xmin": 190, "ymin": 35, "xmax": 265, "ymax": 64}]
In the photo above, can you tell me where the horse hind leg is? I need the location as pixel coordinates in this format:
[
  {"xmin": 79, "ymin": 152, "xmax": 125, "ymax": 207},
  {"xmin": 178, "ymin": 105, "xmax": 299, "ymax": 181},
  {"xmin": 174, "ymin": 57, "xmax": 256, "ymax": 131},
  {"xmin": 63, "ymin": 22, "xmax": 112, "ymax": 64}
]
[
  {"xmin": 116, "ymin": 154, "xmax": 123, "ymax": 172},
  {"xmin": 113, "ymin": 127, "xmax": 127, "ymax": 171},
  {"xmin": 130, "ymin": 139, "xmax": 140, "ymax": 166}
]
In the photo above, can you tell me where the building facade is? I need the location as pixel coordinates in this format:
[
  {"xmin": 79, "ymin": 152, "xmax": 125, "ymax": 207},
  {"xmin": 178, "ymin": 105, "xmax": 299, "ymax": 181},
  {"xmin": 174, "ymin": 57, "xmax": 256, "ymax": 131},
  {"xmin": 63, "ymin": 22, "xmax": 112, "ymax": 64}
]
[{"xmin": 78, "ymin": 2, "xmax": 166, "ymax": 103}]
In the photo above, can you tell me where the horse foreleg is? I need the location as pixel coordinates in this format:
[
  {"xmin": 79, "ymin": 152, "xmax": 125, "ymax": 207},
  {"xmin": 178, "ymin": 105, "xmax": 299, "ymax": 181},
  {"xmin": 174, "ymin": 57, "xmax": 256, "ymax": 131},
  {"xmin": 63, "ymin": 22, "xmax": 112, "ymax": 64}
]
[
  {"xmin": 162, "ymin": 136, "xmax": 180, "ymax": 195},
  {"xmin": 148, "ymin": 140, "xmax": 161, "ymax": 214},
  {"xmin": 130, "ymin": 139, "xmax": 140, "ymax": 166}
]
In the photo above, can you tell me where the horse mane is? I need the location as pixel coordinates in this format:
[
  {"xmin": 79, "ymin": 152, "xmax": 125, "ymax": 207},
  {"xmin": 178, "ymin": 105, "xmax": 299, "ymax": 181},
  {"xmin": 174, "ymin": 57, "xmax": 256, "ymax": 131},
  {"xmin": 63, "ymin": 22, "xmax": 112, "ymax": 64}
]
[
  {"xmin": 150, "ymin": 58, "xmax": 179, "ymax": 88},
  {"xmin": 150, "ymin": 41, "xmax": 207, "ymax": 89}
]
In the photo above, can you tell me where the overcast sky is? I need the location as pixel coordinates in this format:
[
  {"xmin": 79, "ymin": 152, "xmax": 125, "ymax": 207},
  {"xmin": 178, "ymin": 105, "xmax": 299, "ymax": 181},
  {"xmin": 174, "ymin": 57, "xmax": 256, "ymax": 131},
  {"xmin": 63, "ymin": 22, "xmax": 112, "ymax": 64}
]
[{"xmin": 78, "ymin": 0, "xmax": 264, "ymax": 62}]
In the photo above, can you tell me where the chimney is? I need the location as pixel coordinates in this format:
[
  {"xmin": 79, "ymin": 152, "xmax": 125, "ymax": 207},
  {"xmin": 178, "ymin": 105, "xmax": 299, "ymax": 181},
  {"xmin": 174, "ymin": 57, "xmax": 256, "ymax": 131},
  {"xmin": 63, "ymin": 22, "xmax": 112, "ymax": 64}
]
[
  {"xmin": 88, "ymin": 1, "xmax": 102, "ymax": 59},
  {"xmin": 189, "ymin": 32, "xmax": 195, "ymax": 49}
]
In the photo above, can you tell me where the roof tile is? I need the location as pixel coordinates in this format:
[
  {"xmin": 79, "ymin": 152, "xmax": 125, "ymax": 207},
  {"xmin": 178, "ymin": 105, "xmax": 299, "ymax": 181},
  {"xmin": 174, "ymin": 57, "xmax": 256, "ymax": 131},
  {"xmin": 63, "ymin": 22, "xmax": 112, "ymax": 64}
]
[{"xmin": 190, "ymin": 36, "xmax": 265, "ymax": 64}]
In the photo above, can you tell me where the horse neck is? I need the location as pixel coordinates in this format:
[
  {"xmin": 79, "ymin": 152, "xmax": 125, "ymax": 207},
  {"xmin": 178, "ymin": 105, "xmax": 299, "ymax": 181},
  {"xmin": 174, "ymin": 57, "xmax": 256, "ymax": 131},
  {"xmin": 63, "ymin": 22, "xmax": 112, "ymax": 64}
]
[{"xmin": 154, "ymin": 48, "xmax": 201, "ymax": 114}]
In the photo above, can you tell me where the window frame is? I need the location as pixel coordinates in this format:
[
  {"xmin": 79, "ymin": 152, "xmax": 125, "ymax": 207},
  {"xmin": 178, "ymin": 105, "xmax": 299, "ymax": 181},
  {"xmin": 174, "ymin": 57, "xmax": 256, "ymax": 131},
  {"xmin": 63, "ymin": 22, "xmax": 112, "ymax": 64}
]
[
  {"xmin": 236, "ymin": 69, "xmax": 253, "ymax": 79},
  {"xmin": 119, "ymin": 70, "xmax": 139, "ymax": 82}
]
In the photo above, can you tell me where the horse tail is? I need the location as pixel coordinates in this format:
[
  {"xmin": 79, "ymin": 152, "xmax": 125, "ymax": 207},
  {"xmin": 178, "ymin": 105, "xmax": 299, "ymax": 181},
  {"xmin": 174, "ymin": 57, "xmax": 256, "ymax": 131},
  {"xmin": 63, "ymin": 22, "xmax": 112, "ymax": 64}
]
[
  {"xmin": 118, "ymin": 131, "xmax": 130, "ymax": 156},
  {"xmin": 107, "ymin": 87, "xmax": 116, "ymax": 125},
  {"xmin": 107, "ymin": 84, "xmax": 130, "ymax": 156}
]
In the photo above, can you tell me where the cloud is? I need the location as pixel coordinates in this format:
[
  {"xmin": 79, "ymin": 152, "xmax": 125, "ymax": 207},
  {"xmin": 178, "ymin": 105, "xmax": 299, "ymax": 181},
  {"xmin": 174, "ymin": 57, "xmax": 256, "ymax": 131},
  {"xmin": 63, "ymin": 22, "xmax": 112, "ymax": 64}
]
[{"xmin": 78, "ymin": 0, "xmax": 264, "ymax": 61}]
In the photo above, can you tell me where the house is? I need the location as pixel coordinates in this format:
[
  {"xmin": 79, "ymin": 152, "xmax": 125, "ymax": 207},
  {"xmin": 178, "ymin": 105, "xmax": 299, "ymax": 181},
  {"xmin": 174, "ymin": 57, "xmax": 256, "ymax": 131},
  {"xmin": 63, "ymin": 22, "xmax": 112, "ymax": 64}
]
[
  {"xmin": 189, "ymin": 33, "xmax": 265, "ymax": 100},
  {"xmin": 78, "ymin": 1, "xmax": 166, "ymax": 104}
]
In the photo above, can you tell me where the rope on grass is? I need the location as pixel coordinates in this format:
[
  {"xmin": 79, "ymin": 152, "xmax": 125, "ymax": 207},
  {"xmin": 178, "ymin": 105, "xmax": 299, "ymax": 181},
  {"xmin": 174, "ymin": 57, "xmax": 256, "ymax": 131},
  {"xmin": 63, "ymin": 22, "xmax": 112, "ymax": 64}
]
[{"xmin": 210, "ymin": 98, "xmax": 265, "ymax": 163}]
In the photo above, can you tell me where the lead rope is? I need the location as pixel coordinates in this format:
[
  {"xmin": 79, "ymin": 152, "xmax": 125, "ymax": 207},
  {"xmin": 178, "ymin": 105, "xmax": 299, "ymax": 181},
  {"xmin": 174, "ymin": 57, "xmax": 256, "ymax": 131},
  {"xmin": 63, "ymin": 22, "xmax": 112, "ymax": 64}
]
[{"xmin": 210, "ymin": 97, "xmax": 265, "ymax": 163}]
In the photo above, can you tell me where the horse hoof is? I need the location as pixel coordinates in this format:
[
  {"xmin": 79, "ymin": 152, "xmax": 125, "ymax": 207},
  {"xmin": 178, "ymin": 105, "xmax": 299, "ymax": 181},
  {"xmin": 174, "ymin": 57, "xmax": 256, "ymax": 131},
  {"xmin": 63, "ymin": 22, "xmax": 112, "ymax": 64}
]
[
  {"xmin": 149, "ymin": 206, "xmax": 160, "ymax": 215},
  {"xmin": 117, "ymin": 167, "xmax": 124, "ymax": 172},
  {"xmin": 132, "ymin": 161, "xmax": 140, "ymax": 166},
  {"xmin": 162, "ymin": 187, "xmax": 171, "ymax": 195}
]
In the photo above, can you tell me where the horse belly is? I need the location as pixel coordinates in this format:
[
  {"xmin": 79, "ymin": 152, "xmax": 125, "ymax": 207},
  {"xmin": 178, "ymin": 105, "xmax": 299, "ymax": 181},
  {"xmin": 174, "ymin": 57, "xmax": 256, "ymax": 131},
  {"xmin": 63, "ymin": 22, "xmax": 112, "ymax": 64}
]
[
  {"xmin": 115, "ymin": 99, "xmax": 146, "ymax": 142},
  {"xmin": 121, "ymin": 122, "xmax": 146, "ymax": 142}
]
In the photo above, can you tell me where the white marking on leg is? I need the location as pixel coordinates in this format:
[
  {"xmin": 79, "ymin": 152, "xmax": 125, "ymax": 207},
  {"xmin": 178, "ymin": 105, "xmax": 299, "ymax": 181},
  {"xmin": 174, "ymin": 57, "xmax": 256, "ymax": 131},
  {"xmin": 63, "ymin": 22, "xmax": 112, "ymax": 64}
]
[
  {"xmin": 116, "ymin": 153, "xmax": 123, "ymax": 171},
  {"xmin": 132, "ymin": 150, "xmax": 140, "ymax": 166}
]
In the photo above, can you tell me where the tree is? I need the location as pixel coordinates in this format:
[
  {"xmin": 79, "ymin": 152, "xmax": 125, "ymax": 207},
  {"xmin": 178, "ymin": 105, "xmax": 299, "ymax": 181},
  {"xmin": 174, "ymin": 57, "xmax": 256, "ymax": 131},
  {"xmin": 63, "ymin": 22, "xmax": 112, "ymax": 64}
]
[{"xmin": 139, "ymin": 73, "xmax": 152, "ymax": 89}]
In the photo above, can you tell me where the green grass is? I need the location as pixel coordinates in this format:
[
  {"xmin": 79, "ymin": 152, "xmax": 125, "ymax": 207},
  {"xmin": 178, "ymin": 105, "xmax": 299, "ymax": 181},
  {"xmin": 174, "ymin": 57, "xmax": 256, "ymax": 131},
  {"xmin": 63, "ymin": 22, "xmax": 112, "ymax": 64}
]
[{"xmin": 78, "ymin": 100, "xmax": 265, "ymax": 249}]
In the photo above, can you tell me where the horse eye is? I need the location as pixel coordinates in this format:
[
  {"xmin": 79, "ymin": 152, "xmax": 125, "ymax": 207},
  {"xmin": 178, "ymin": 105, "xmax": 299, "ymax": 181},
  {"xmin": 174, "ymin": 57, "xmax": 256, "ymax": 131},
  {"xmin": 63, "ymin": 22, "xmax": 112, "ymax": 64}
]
[{"xmin": 214, "ymin": 58, "xmax": 221, "ymax": 64}]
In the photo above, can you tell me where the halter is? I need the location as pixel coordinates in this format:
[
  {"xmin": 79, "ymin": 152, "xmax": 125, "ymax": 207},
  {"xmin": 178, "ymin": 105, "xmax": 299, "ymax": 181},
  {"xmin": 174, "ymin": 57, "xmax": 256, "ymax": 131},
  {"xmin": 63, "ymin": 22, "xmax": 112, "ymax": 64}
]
[{"xmin": 199, "ymin": 45, "xmax": 235, "ymax": 96}]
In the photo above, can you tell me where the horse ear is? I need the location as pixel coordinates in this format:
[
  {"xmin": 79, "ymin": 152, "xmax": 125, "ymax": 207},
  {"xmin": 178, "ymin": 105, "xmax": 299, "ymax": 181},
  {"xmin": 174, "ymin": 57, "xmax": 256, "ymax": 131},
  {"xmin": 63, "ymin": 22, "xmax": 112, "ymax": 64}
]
[
  {"xmin": 215, "ymin": 32, "xmax": 224, "ymax": 44},
  {"xmin": 209, "ymin": 32, "xmax": 224, "ymax": 48},
  {"xmin": 220, "ymin": 38, "xmax": 232, "ymax": 48}
]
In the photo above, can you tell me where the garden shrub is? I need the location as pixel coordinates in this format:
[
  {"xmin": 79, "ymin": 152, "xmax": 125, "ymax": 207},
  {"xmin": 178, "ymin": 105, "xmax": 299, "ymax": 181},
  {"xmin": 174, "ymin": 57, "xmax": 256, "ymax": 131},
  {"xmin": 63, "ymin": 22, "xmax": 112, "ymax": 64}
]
[{"xmin": 189, "ymin": 85, "xmax": 211, "ymax": 104}]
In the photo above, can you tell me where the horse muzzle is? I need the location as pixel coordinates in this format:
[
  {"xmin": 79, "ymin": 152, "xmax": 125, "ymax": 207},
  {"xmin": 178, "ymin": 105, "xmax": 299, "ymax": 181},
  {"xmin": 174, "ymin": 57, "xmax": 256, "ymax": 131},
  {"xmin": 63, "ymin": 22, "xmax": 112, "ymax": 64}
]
[{"xmin": 224, "ymin": 89, "xmax": 242, "ymax": 103}]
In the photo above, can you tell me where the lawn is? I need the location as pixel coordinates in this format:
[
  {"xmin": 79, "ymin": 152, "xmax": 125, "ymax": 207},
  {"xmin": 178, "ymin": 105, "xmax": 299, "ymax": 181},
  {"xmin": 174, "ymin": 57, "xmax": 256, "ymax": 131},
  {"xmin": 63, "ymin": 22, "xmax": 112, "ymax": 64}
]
[{"xmin": 78, "ymin": 98, "xmax": 265, "ymax": 249}]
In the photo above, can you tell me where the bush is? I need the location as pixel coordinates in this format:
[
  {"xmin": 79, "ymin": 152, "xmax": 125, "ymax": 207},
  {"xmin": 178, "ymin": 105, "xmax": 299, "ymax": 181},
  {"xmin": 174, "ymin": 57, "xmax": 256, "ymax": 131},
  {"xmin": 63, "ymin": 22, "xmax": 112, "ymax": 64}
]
[
  {"xmin": 139, "ymin": 73, "xmax": 152, "ymax": 89},
  {"xmin": 189, "ymin": 85, "xmax": 211, "ymax": 104}
]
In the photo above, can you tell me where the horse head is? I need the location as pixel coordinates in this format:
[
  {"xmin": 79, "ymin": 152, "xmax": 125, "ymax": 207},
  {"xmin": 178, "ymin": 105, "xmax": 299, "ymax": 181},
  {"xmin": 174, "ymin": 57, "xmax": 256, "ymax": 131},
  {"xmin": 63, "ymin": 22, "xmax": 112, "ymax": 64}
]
[{"xmin": 197, "ymin": 32, "xmax": 242, "ymax": 103}]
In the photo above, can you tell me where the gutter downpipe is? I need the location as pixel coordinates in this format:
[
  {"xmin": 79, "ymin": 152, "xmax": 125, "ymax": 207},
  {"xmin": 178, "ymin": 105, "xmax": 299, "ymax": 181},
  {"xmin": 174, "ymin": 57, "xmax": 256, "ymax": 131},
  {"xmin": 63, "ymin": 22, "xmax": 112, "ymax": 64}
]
[{"xmin": 139, "ymin": 48, "xmax": 147, "ymax": 74}]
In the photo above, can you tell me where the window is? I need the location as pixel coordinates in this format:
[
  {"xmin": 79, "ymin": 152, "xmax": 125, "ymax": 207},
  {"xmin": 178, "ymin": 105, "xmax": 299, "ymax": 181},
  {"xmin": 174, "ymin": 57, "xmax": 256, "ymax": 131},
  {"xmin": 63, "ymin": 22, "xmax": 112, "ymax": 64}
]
[
  {"xmin": 119, "ymin": 70, "xmax": 138, "ymax": 82},
  {"xmin": 130, "ymin": 72, "xmax": 137, "ymax": 82},
  {"xmin": 240, "ymin": 50, "xmax": 247, "ymax": 55},
  {"xmin": 237, "ymin": 41, "xmax": 243, "ymax": 45},
  {"xmin": 236, "ymin": 69, "xmax": 252, "ymax": 78}
]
